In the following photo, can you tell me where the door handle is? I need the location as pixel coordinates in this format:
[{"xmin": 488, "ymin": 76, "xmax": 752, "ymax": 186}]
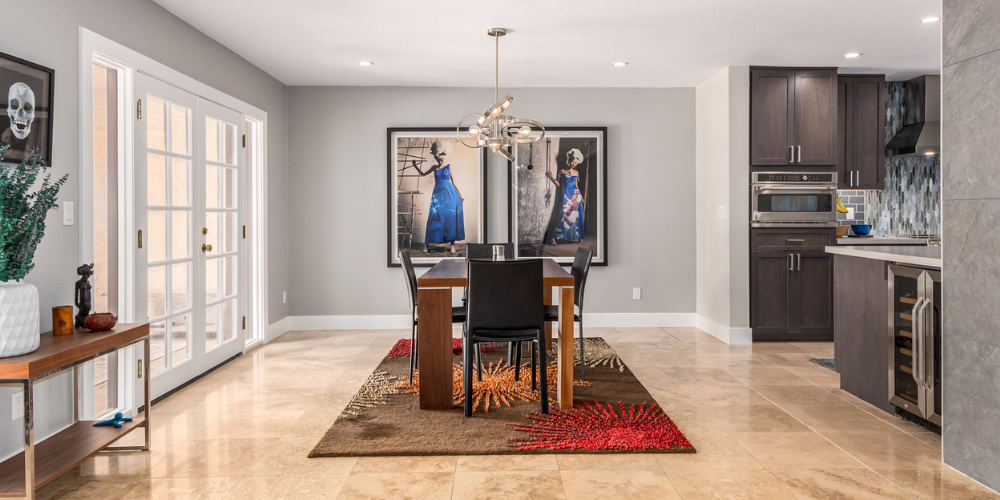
[
  {"xmin": 850, "ymin": 171, "xmax": 854, "ymax": 187},
  {"xmin": 920, "ymin": 298, "xmax": 934, "ymax": 391},
  {"xmin": 856, "ymin": 170, "xmax": 860, "ymax": 186},
  {"xmin": 789, "ymin": 254, "xmax": 794, "ymax": 271},
  {"xmin": 796, "ymin": 253, "xmax": 801, "ymax": 271},
  {"xmin": 796, "ymin": 145, "xmax": 802, "ymax": 163},
  {"xmin": 911, "ymin": 298, "xmax": 926, "ymax": 392},
  {"xmin": 786, "ymin": 238, "xmax": 805, "ymax": 242},
  {"xmin": 202, "ymin": 244, "xmax": 213, "ymax": 253},
  {"xmin": 789, "ymin": 145, "xmax": 795, "ymax": 163}
]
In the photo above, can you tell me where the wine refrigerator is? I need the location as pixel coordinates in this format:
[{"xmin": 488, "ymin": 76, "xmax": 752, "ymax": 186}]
[{"xmin": 887, "ymin": 265, "xmax": 941, "ymax": 426}]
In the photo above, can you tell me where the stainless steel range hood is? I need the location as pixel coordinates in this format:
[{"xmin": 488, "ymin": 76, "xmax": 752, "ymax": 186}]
[{"xmin": 886, "ymin": 75, "xmax": 940, "ymax": 157}]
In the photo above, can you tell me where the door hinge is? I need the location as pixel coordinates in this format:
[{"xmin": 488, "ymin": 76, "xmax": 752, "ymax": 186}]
[
  {"xmin": 242, "ymin": 134, "xmax": 246, "ymax": 148},
  {"xmin": 242, "ymin": 225, "xmax": 246, "ymax": 239},
  {"xmin": 137, "ymin": 360, "xmax": 143, "ymax": 378},
  {"xmin": 136, "ymin": 99, "xmax": 142, "ymax": 119},
  {"xmin": 242, "ymin": 316, "xmax": 246, "ymax": 330},
  {"xmin": 138, "ymin": 229, "xmax": 143, "ymax": 249}
]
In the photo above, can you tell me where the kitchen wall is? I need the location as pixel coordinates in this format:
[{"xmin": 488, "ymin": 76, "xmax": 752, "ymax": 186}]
[
  {"xmin": 941, "ymin": 0, "xmax": 1000, "ymax": 491},
  {"xmin": 287, "ymin": 86, "xmax": 696, "ymax": 320},
  {"xmin": 0, "ymin": 0, "xmax": 289, "ymax": 461},
  {"xmin": 695, "ymin": 66, "xmax": 750, "ymax": 342}
]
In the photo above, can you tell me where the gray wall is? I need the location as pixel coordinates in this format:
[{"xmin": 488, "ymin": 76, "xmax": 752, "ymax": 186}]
[
  {"xmin": 941, "ymin": 0, "xmax": 1000, "ymax": 491},
  {"xmin": 287, "ymin": 87, "xmax": 696, "ymax": 316},
  {"xmin": 0, "ymin": 0, "xmax": 289, "ymax": 460}
]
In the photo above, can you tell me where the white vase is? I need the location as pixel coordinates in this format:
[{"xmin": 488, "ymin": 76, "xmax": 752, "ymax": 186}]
[{"xmin": 0, "ymin": 281, "xmax": 41, "ymax": 358}]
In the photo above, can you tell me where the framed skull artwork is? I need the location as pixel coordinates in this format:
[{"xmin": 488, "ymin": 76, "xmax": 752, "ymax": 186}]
[{"xmin": 0, "ymin": 51, "xmax": 54, "ymax": 164}]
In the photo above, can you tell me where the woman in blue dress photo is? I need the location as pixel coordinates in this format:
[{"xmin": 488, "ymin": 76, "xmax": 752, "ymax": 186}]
[
  {"xmin": 543, "ymin": 148, "xmax": 586, "ymax": 244},
  {"xmin": 415, "ymin": 140, "xmax": 465, "ymax": 254}
]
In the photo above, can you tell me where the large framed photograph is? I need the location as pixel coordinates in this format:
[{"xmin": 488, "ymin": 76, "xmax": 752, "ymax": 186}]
[
  {"xmin": 509, "ymin": 127, "xmax": 607, "ymax": 266},
  {"xmin": 0, "ymin": 51, "xmax": 54, "ymax": 164},
  {"xmin": 387, "ymin": 128, "xmax": 488, "ymax": 267}
]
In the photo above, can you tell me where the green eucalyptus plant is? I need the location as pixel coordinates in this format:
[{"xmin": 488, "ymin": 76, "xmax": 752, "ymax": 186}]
[{"xmin": 0, "ymin": 145, "xmax": 67, "ymax": 282}]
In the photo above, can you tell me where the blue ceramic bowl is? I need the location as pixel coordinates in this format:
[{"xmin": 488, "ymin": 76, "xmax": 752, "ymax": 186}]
[{"xmin": 851, "ymin": 224, "xmax": 872, "ymax": 235}]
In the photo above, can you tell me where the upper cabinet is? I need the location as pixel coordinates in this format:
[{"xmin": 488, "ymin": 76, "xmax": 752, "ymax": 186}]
[
  {"xmin": 751, "ymin": 68, "xmax": 838, "ymax": 166},
  {"xmin": 837, "ymin": 75, "xmax": 886, "ymax": 189}
]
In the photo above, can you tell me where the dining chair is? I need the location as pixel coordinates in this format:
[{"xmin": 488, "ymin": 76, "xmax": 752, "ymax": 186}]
[
  {"xmin": 464, "ymin": 259, "xmax": 548, "ymax": 417},
  {"xmin": 544, "ymin": 247, "xmax": 594, "ymax": 379},
  {"xmin": 400, "ymin": 250, "xmax": 466, "ymax": 383},
  {"xmin": 465, "ymin": 242, "xmax": 514, "ymax": 260}
]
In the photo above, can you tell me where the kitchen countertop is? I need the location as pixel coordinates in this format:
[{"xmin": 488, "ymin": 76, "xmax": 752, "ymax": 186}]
[
  {"xmin": 835, "ymin": 237, "xmax": 930, "ymax": 245},
  {"xmin": 825, "ymin": 245, "xmax": 942, "ymax": 268}
]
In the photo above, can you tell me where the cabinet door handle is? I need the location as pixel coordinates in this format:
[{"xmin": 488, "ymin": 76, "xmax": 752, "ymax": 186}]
[
  {"xmin": 849, "ymin": 171, "xmax": 853, "ymax": 187},
  {"xmin": 856, "ymin": 170, "xmax": 860, "ymax": 186},
  {"xmin": 786, "ymin": 238, "xmax": 805, "ymax": 242},
  {"xmin": 789, "ymin": 254, "xmax": 794, "ymax": 271},
  {"xmin": 796, "ymin": 145, "xmax": 802, "ymax": 163},
  {"xmin": 789, "ymin": 145, "xmax": 795, "ymax": 163},
  {"xmin": 796, "ymin": 253, "xmax": 801, "ymax": 271}
]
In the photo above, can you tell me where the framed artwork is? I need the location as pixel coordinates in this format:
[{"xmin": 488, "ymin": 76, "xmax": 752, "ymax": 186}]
[
  {"xmin": 387, "ymin": 128, "xmax": 488, "ymax": 267},
  {"xmin": 0, "ymin": 51, "xmax": 54, "ymax": 164},
  {"xmin": 508, "ymin": 127, "xmax": 608, "ymax": 266}
]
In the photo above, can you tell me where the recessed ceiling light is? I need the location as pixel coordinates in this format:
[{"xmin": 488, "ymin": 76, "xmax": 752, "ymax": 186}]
[
  {"xmin": 920, "ymin": 16, "xmax": 941, "ymax": 23},
  {"xmin": 358, "ymin": 61, "xmax": 374, "ymax": 66},
  {"xmin": 844, "ymin": 53, "xmax": 862, "ymax": 58},
  {"xmin": 612, "ymin": 62, "xmax": 629, "ymax": 67}
]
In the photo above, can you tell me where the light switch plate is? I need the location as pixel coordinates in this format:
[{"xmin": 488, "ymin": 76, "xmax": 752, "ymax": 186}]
[
  {"xmin": 62, "ymin": 201, "xmax": 74, "ymax": 226},
  {"xmin": 632, "ymin": 288, "xmax": 641, "ymax": 300},
  {"xmin": 283, "ymin": 291, "xmax": 287, "ymax": 304},
  {"xmin": 11, "ymin": 392, "xmax": 23, "ymax": 420},
  {"xmin": 717, "ymin": 205, "xmax": 726, "ymax": 219}
]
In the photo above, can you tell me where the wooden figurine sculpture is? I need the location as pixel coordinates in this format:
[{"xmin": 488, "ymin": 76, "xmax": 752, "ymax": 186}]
[{"xmin": 75, "ymin": 263, "xmax": 94, "ymax": 328}]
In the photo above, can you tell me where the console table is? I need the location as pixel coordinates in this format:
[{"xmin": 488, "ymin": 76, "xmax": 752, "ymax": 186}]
[{"xmin": 0, "ymin": 323, "xmax": 150, "ymax": 499}]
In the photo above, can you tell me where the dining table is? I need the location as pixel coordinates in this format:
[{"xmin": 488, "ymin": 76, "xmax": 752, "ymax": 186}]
[{"xmin": 416, "ymin": 258, "xmax": 575, "ymax": 410}]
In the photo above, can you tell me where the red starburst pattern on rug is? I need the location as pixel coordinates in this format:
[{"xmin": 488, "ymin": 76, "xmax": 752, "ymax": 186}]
[
  {"xmin": 389, "ymin": 338, "xmax": 474, "ymax": 358},
  {"xmin": 506, "ymin": 401, "xmax": 692, "ymax": 451}
]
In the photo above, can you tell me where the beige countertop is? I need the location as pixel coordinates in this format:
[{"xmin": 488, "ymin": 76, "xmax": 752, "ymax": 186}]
[{"xmin": 825, "ymin": 245, "xmax": 942, "ymax": 268}]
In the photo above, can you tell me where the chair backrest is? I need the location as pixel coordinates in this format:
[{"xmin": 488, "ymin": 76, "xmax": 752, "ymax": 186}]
[
  {"xmin": 399, "ymin": 250, "xmax": 418, "ymax": 313},
  {"xmin": 466, "ymin": 243, "xmax": 514, "ymax": 260},
  {"xmin": 466, "ymin": 259, "xmax": 544, "ymax": 336},
  {"xmin": 571, "ymin": 247, "xmax": 594, "ymax": 309}
]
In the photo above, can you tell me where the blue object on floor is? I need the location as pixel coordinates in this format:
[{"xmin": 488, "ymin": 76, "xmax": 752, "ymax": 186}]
[
  {"xmin": 93, "ymin": 412, "xmax": 132, "ymax": 428},
  {"xmin": 850, "ymin": 224, "xmax": 872, "ymax": 235}
]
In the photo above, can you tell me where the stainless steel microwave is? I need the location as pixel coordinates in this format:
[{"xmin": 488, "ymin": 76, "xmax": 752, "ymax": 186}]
[{"xmin": 751, "ymin": 172, "xmax": 839, "ymax": 227}]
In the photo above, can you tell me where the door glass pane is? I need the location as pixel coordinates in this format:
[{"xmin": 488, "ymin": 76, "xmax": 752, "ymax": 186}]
[
  {"xmin": 148, "ymin": 211, "xmax": 167, "ymax": 262},
  {"xmin": 205, "ymin": 258, "xmax": 219, "ymax": 303},
  {"xmin": 223, "ymin": 123, "xmax": 236, "ymax": 165},
  {"xmin": 222, "ymin": 299, "xmax": 236, "ymax": 342},
  {"xmin": 171, "ymin": 158, "xmax": 189, "ymax": 206},
  {"xmin": 172, "ymin": 262, "xmax": 189, "ymax": 311},
  {"xmin": 223, "ymin": 168, "xmax": 237, "ymax": 208},
  {"xmin": 170, "ymin": 103, "xmax": 190, "ymax": 155},
  {"xmin": 147, "ymin": 96, "xmax": 166, "ymax": 151},
  {"xmin": 150, "ymin": 320, "xmax": 167, "ymax": 375},
  {"xmin": 206, "ymin": 117, "xmax": 219, "ymax": 162},
  {"xmin": 222, "ymin": 213, "xmax": 236, "ymax": 253},
  {"xmin": 223, "ymin": 255, "xmax": 237, "ymax": 297},
  {"xmin": 206, "ymin": 164, "xmax": 219, "ymax": 208},
  {"xmin": 205, "ymin": 304, "xmax": 220, "ymax": 350},
  {"xmin": 205, "ymin": 212, "xmax": 219, "ymax": 251},
  {"xmin": 171, "ymin": 211, "xmax": 189, "ymax": 259},
  {"xmin": 148, "ymin": 265, "xmax": 166, "ymax": 319},
  {"xmin": 148, "ymin": 154, "xmax": 167, "ymax": 206},
  {"xmin": 171, "ymin": 314, "xmax": 189, "ymax": 367}
]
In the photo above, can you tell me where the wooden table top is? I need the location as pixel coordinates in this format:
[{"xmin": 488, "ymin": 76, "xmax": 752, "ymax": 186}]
[
  {"xmin": 0, "ymin": 323, "xmax": 149, "ymax": 380},
  {"xmin": 417, "ymin": 258, "xmax": 573, "ymax": 288}
]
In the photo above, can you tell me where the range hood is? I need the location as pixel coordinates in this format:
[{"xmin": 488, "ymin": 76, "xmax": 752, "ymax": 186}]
[{"xmin": 886, "ymin": 75, "xmax": 940, "ymax": 157}]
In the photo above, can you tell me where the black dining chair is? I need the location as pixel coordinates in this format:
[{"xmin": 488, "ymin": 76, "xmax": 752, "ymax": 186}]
[
  {"xmin": 464, "ymin": 259, "xmax": 548, "ymax": 417},
  {"xmin": 465, "ymin": 243, "xmax": 514, "ymax": 260},
  {"xmin": 544, "ymin": 247, "xmax": 594, "ymax": 380},
  {"xmin": 400, "ymin": 250, "xmax": 466, "ymax": 383}
]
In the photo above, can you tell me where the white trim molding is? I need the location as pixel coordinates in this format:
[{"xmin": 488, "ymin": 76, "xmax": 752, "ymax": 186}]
[
  {"xmin": 695, "ymin": 314, "xmax": 753, "ymax": 345},
  {"xmin": 266, "ymin": 316, "xmax": 291, "ymax": 343}
]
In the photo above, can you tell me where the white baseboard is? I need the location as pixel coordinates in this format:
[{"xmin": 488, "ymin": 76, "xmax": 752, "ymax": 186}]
[
  {"xmin": 695, "ymin": 314, "xmax": 753, "ymax": 345},
  {"xmin": 285, "ymin": 313, "xmax": 696, "ymax": 331},
  {"xmin": 265, "ymin": 316, "xmax": 290, "ymax": 343}
]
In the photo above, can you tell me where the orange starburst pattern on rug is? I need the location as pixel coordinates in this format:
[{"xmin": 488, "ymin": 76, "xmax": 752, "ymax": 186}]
[{"xmin": 393, "ymin": 363, "xmax": 588, "ymax": 413}]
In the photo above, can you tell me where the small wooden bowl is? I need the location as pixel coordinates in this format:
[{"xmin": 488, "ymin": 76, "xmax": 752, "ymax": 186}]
[
  {"xmin": 85, "ymin": 313, "xmax": 118, "ymax": 332},
  {"xmin": 836, "ymin": 225, "xmax": 851, "ymax": 238}
]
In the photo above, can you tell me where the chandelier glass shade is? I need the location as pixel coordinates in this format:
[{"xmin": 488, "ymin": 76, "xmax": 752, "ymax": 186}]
[{"xmin": 457, "ymin": 28, "xmax": 544, "ymax": 161}]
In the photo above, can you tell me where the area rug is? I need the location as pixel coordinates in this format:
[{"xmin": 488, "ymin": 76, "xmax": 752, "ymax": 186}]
[
  {"xmin": 809, "ymin": 358, "xmax": 836, "ymax": 371},
  {"xmin": 309, "ymin": 338, "xmax": 694, "ymax": 457}
]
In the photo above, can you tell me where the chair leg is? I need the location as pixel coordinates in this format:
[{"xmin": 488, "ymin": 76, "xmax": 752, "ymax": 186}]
[
  {"xmin": 578, "ymin": 318, "xmax": 585, "ymax": 381},
  {"xmin": 464, "ymin": 336, "xmax": 474, "ymax": 417},
  {"xmin": 538, "ymin": 332, "xmax": 549, "ymax": 414},
  {"xmin": 514, "ymin": 342, "xmax": 522, "ymax": 381},
  {"xmin": 507, "ymin": 343, "xmax": 514, "ymax": 366},
  {"xmin": 476, "ymin": 343, "xmax": 483, "ymax": 382},
  {"xmin": 530, "ymin": 341, "xmax": 537, "ymax": 391},
  {"xmin": 409, "ymin": 323, "xmax": 417, "ymax": 384}
]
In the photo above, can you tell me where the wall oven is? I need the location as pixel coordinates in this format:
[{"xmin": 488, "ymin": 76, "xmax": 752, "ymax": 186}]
[
  {"xmin": 888, "ymin": 265, "xmax": 942, "ymax": 426},
  {"xmin": 751, "ymin": 172, "xmax": 838, "ymax": 227}
]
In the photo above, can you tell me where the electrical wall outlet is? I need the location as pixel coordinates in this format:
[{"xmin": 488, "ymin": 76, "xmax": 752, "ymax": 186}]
[
  {"xmin": 11, "ymin": 392, "xmax": 23, "ymax": 420},
  {"xmin": 62, "ymin": 201, "xmax": 74, "ymax": 225},
  {"xmin": 283, "ymin": 291, "xmax": 287, "ymax": 304},
  {"xmin": 632, "ymin": 288, "xmax": 641, "ymax": 300}
]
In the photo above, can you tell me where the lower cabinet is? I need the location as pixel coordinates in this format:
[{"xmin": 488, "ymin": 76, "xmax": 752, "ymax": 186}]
[{"xmin": 751, "ymin": 250, "xmax": 834, "ymax": 341}]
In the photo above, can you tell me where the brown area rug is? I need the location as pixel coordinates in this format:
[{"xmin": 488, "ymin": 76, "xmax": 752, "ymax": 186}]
[{"xmin": 309, "ymin": 338, "xmax": 694, "ymax": 457}]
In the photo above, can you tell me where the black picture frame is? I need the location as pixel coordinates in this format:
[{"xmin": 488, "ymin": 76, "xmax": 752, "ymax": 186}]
[
  {"xmin": 0, "ymin": 51, "xmax": 54, "ymax": 165},
  {"xmin": 507, "ymin": 127, "xmax": 608, "ymax": 266},
  {"xmin": 387, "ymin": 127, "xmax": 489, "ymax": 267}
]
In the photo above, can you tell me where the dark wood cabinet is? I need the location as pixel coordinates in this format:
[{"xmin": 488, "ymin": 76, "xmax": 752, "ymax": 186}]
[
  {"xmin": 751, "ymin": 67, "xmax": 837, "ymax": 167},
  {"xmin": 833, "ymin": 254, "xmax": 892, "ymax": 412},
  {"xmin": 751, "ymin": 229, "xmax": 835, "ymax": 341},
  {"xmin": 837, "ymin": 75, "xmax": 886, "ymax": 189}
]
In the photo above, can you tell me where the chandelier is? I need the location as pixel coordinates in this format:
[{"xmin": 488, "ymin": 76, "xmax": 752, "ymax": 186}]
[{"xmin": 457, "ymin": 28, "xmax": 545, "ymax": 161}]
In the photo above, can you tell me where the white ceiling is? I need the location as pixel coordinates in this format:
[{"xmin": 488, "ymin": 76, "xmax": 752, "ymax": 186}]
[{"xmin": 152, "ymin": 0, "xmax": 942, "ymax": 88}]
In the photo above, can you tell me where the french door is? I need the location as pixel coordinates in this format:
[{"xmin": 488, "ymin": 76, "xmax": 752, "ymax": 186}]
[{"xmin": 134, "ymin": 74, "xmax": 246, "ymax": 398}]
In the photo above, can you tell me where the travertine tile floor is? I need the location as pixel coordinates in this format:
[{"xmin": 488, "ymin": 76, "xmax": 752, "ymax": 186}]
[{"xmin": 40, "ymin": 327, "xmax": 999, "ymax": 499}]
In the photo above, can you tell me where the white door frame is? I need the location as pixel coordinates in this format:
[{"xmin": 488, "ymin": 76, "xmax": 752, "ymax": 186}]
[{"xmin": 79, "ymin": 28, "xmax": 269, "ymax": 408}]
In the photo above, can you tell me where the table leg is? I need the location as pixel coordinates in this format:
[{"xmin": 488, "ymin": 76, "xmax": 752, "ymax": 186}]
[
  {"xmin": 557, "ymin": 286, "xmax": 575, "ymax": 409},
  {"xmin": 143, "ymin": 338, "xmax": 151, "ymax": 451},
  {"xmin": 418, "ymin": 287, "xmax": 453, "ymax": 410},
  {"xmin": 23, "ymin": 380, "xmax": 34, "ymax": 499},
  {"xmin": 543, "ymin": 286, "xmax": 553, "ymax": 351}
]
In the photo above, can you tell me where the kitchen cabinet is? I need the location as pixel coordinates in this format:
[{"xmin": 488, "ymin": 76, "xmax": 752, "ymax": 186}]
[
  {"xmin": 751, "ymin": 68, "xmax": 838, "ymax": 166},
  {"xmin": 751, "ymin": 229, "xmax": 835, "ymax": 341},
  {"xmin": 837, "ymin": 75, "xmax": 886, "ymax": 189}
]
